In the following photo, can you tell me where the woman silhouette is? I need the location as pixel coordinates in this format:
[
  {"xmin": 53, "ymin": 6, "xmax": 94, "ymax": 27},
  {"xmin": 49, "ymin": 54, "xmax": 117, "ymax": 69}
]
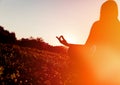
[
  {"xmin": 57, "ymin": 0, "xmax": 120, "ymax": 85},
  {"xmin": 57, "ymin": 0, "xmax": 120, "ymax": 56}
]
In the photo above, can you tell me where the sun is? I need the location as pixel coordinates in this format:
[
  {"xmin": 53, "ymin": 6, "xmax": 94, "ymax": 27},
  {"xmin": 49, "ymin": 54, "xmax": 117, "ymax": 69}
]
[
  {"xmin": 63, "ymin": 33, "xmax": 86, "ymax": 45},
  {"xmin": 65, "ymin": 34, "xmax": 79, "ymax": 44}
]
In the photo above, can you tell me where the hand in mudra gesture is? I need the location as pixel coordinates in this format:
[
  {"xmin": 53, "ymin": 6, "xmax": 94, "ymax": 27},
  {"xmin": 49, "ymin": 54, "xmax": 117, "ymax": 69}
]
[{"xmin": 56, "ymin": 35, "xmax": 69, "ymax": 46}]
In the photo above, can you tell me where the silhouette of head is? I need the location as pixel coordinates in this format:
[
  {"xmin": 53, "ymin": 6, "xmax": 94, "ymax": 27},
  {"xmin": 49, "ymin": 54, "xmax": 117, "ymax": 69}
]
[{"xmin": 100, "ymin": 0, "xmax": 118, "ymax": 21}]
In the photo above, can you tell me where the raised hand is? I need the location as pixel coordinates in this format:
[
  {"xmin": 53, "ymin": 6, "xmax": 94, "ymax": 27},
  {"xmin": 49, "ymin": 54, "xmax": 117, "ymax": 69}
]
[{"xmin": 56, "ymin": 35, "xmax": 69, "ymax": 46}]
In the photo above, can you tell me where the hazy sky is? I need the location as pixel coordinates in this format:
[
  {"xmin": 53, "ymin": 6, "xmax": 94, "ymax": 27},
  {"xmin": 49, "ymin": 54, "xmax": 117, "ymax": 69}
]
[{"xmin": 0, "ymin": 0, "xmax": 120, "ymax": 46}]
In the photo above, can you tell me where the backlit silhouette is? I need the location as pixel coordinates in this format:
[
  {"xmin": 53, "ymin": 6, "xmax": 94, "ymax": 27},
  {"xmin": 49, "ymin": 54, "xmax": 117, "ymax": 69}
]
[{"xmin": 57, "ymin": 0, "xmax": 120, "ymax": 85}]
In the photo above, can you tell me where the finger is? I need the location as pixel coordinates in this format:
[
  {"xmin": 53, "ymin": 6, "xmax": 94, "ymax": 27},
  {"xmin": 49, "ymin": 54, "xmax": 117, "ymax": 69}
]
[
  {"xmin": 59, "ymin": 36, "xmax": 62, "ymax": 38},
  {"xmin": 56, "ymin": 36, "xmax": 59, "ymax": 39},
  {"xmin": 61, "ymin": 36, "xmax": 66, "ymax": 41},
  {"xmin": 56, "ymin": 37, "xmax": 62, "ymax": 42},
  {"xmin": 56, "ymin": 36, "xmax": 61, "ymax": 39}
]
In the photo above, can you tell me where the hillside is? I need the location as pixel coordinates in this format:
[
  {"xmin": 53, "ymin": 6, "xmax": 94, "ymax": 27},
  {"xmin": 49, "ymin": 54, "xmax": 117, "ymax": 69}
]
[{"xmin": 0, "ymin": 43, "xmax": 73, "ymax": 85}]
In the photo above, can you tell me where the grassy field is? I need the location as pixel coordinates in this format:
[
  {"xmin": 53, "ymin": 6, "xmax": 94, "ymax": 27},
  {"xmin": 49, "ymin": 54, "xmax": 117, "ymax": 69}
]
[{"xmin": 0, "ymin": 43, "xmax": 74, "ymax": 85}]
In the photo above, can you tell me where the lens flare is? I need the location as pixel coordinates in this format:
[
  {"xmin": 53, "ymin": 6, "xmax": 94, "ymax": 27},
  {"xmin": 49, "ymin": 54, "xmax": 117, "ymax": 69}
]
[{"xmin": 91, "ymin": 45, "xmax": 120, "ymax": 84}]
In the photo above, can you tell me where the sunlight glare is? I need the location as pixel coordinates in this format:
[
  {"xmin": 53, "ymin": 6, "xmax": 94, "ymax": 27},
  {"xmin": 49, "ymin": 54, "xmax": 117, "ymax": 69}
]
[
  {"xmin": 91, "ymin": 45, "xmax": 120, "ymax": 84},
  {"xmin": 64, "ymin": 34, "xmax": 79, "ymax": 44}
]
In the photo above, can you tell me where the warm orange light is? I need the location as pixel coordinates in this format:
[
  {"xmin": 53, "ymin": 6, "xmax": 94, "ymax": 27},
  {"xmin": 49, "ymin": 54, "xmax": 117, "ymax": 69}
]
[
  {"xmin": 65, "ymin": 34, "xmax": 80, "ymax": 44},
  {"xmin": 88, "ymin": 45, "xmax": 120, "ymax": 84}
]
